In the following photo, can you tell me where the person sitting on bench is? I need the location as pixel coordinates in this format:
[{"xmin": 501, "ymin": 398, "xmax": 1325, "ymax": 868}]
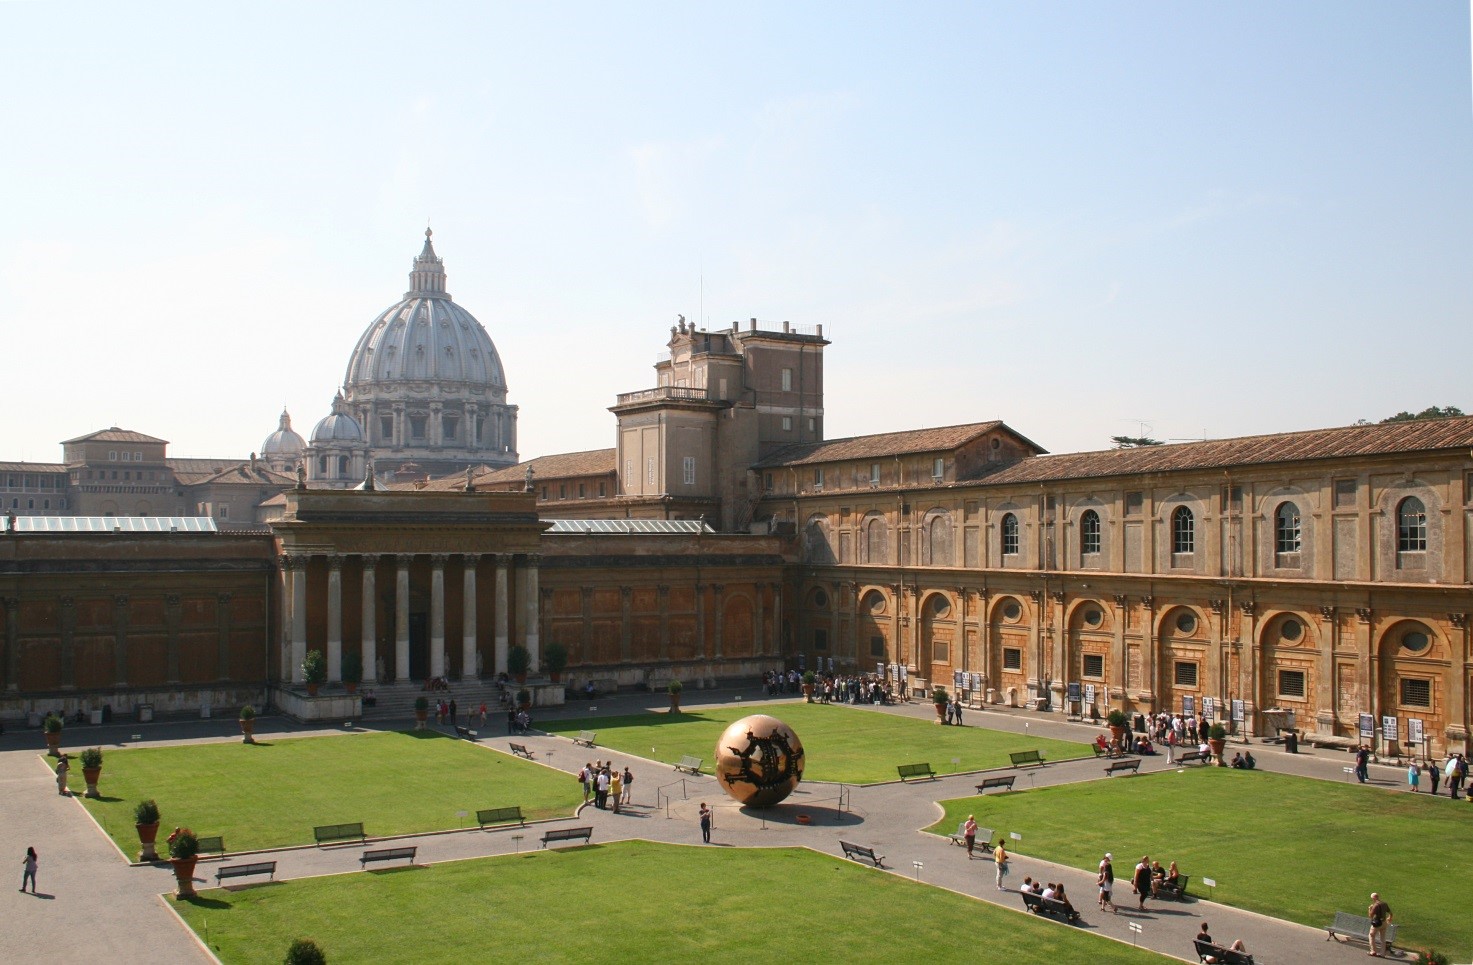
[
  {"xmin": 1149, "ymin": 860, "xmax": 1166, "ymax": 896},
  {"xmin": 1054, "ymin": 883, "xmax": 1079, "ymax": 919},
  {"xmin": 1094, "ymin": 734, "xmax": 1111, "ymax": 754},
  {"xmin": 1162, "ymin": 860, "xmax": 1180, "ymax": 894}
]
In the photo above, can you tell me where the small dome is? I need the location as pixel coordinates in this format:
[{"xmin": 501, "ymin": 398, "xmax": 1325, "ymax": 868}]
[
  {"xmin": 261, "ymin": 409, "xmax": 305, "ymax": 457},
  {"xmin": 311, "ymin": 393, "xmax": 364, "ymax": 444}
]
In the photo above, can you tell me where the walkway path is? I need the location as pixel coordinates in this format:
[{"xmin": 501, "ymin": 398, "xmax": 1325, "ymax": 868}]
[{"xmin": 0, "ymin": 691, "xmax": 1429, "ymax": 964}]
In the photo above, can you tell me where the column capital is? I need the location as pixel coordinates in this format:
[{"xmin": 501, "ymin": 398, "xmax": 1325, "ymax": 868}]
[
  {"xmin": 540, "ymin": 586, "xmax": 554, "ymax": 601},
  {"xmin": 712, "ymin": 583, "xmax": 726, "ymax": 595},
  {"xmin": 282, "ymin": 553, "xmax": 309, "ymax": 570},
  {"xmin": 430, "ymin": 553, "xmax": 450, "ymax": 567},
  {"xmin": 1450, "ymin": 612, "xmax": 1469, "ymax": 630},
  {"xmin": 1239, "ymin": 601, "xmax": 1256, "ymax": 618},
  {"xmin": 60, "ymin": 596, "xmax": 74, "ymax": 609},
  {"xmin": 2, "ymin": 597, "xmax": 17, "ymax": 611},
  {"xmin": 327, "ymin": 555, "xmax": 343, "ymax": 572},
  {"xmin": 523, "ymin": 553, "xmax": 542, "ymax": 566},
  {"xmin": 1355, "ymin": 606, "xmax": 1372, "ymax": 624},
  {"xmin": 493, "ymin": 553, "xmax": 513, "ymax": 567},
  {"xmin": 1209, "ymin": 599, "xmax": 1225, "ymax": 615},
  {"xmin": 657, "ymin": 584, "xmax": 670, "ymax": 597},
  {"xmin": 620, "ymin": 586, "xmax": 633, "ymax": 600},
  {"xmin": 1319, "ymin": 605, "xmax": 1337, "ymax": 622},
  {"xmin": 164, "ymin": 594, "xmax": 181, "ymax": 608},
  {"xmin": 1113, "ymin": 593, "xmax": 1128, "ymax": 608},
  {"xmin": 1050, "ymin": 591, "xmax": 1065, "ymax": 606},
  {"xmin": 1140, "ymin": 595, "xmax": 1155, "ymax": 610},
  {"xmin": 217, "ymin": 592, "xmax": 233, "ymax": 605},
  {"xmin": 111, "ymin": 595, "xmax": 127, "ymax": 609}
]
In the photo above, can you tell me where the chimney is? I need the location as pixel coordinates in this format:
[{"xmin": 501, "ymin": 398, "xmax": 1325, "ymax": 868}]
[
  {"xmin": 817, "ymin": 323, "xmax": 823, "ymax": 338},
  {"xmin": 782, "ymin": 321, "xmax": 790, "ymax": 334}
]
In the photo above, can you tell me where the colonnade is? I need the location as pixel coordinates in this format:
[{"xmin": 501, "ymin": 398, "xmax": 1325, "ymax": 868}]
[{"xmin": 280, "ymin": 552, "xmax": 540, "ymax": 685}]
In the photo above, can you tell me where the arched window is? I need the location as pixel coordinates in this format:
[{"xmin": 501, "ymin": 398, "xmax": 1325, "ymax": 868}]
[
  {"xmin": 337, "ymin": 455, "xmax": 349, "ymax": 476},
  {"xmin": 1172, "ymin": 506, "xmax": 1195, "ymax": 554},
  {"xmin": 1397, "ymin": 496, "xmax": 1427, "ymax": 551},
  {"xmin": 1001, "ymin": 513, "xmax": 1019, "ymax": 556},
  {"xmin": 1080, "ymin": 510, "xmax": 1101, "ymax": 555},
  {"xmin": 1275, "ymin": 501, "xmax": 1301, "ymax": 554},
  {"xmin": 928, "ymin": 513, "xmax": 953, "ymax": 566},
  {"xmin": 317, "ymin": 456, "xmax": 328, "ymax": 474},
  {"xmin": 864, "ymin": 517, "xmax": 888, "ymax": 564}
]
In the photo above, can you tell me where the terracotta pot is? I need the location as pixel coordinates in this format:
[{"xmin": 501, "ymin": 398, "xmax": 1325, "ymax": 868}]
[
  {"xmin": 172, "ymin": 857, "xmax": 198, "ymax": 899},
  {"xmin": 935, "ymin": 702, "xmax": 948, "ymax": 722},
  {"xmin": 1109, "ymin": 724, "xmax": 1128, "ymax": 752},
  {"xmin": 344, "ymin": 681, "xmax": 358, "ymax": 694},
  {"xmin": 549, "ymin": 671, "xmax": 562, "ymax": 683},
  {"xmin": 802, "ymin": 684, "xmax": 814, "ymax": 702},
  {"xmin": 514, "ymin": 672, "xmax": 527, "ymax": 685},
  {"xmin": 306, "ymin": 682, "xmax": 319, "ymax": 696},
  {"xmin": 82, "ymin": 766, "xmax": 102, "ymax": 799},
  {"xmin": 137, "ymin": 822, "xmax": 160, "ymax": 862},
  {"xmin": 240, "ymin": 719, "xmax": 255, "ymax": 744},
  {"xmin": 669, "ymin": 695, "xmax": 680, "ymax": 714},
  {"xmin": 1208, "ymin": 738, "xmax": 1226, "ymax": 765},
  {"xmin": 44, "ymin": 732, "xmax": 61, "ymax": 757},
  {"xmin": 414, "ymin": 710, "xmax": 428, "ymax": 731}
]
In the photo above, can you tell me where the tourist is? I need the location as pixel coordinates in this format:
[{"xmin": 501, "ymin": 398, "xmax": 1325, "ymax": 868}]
[
  {"xmin": 1197, "ymin": 922, "xmax": 1213, "ymax": 945},
  {"xmin": 54, "ymin": 755, "xmax": 69, "ymax": 796},
  {"xmin": 20, "ymin": 846, "xmax": 37, "ymax": 894},
  {"xmin": 578, "ymin": 763, "xmax": 592, "ymax": 802},
  {"xmin": 1230, "ymin": 752, "xmax": 1246, "ymax": 769},
  {"xmin": 479, "ymin": 701, "xmax": 487, "ymax": 727},
  {"xmin": 1040, "ymin": 882, "xmax": 1055, "ymax": 900},
  {"xmin": 609, "ymin": 768, "xmax": 622, "ymax": 813},
  {"xmin": 953, "ymin": 701, "xmax": 964, "ymax": 726},
  {"xmin": 1149, "ymin": 860, "xmax": 1166, "ymax": 897},
  {"xmin": 597, "ymin": 767, "xmax": 611, "ymax": 809},
  {"xmin": 699, "ymin": 802, "xmax": 712, "ymax": 843},
  {"xmin": 449, "ymin": 698, "xmax": 457, "ymax": 726},
  {"xmin": 1367, "ymin": 892, "xmax": 1392, "ymax": 957},
  {"xmin": 1053, "ymin": 883, "xmax": 1079, "ymax": 921},
  {"xmin": 1132, "ymin": 856, "xmax": 1152, "ymax": 909},
  {"xmin": 993, "ymin": 841, "xmax": 1009, "ymax": 890},
  {"xmin": 1094, "ymin": 733, "xmax": 1110, "ymax": 755},
  {"xmin": 1447, "ymin": 753, "xmax": 1467, "ymax": 799},
  {"xmin": 1243, "ymin": 750, "xmax": 1256, "ymax": 769},
  {"xmin": 1097, "ymin": 853, "xmax": 1115, "ymax": 913},
  {"xmin": 963, "ymin": 814, "xmax": 978, "ymax": 858},
  {"xmin": 1162, "ymin": 860, "xmax": 1181, "ymax": 896},
  {"xmin": 1426, "ymin": 759, "xmax": 1441, "ymax": 795},
  {"xmin": 622, "ymin": 766, "xmax": 634, "ymax": 806},
  {"xmin": 1407, "ymin": 762, "xmax": 1420, "ymax": 792},
  {"xmin": 1355, "ymin": 745, "xmax": 1371, "ymax": 783}
]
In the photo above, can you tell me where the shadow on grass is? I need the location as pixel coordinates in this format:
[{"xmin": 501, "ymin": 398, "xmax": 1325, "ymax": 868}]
[
  {"xmin": 401, "ymin": 730, "xmax": 454, "ymax": 741},
  {"xmin": 365, "ymin": 865, "xmax": 424, "ymax": 876},
  {"xmin": 182, "ymin": 896, "xmax": 233, "ymax": 910}
]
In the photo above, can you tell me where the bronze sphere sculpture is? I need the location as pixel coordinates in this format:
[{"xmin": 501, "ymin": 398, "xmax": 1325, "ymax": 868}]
[{"xmin": 714, "ymin": 714, "xmax": 805, "ymax": 807}]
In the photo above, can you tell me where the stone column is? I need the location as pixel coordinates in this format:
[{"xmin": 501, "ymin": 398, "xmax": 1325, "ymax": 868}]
[
  {"xmin": 1315, "ymin": 605, "xmax": 1337, "ymax": 739},
  {"xmin": 361, "ymin": 556, "xmax": 378, "ymax": 683},
  {"xmin": 1050, "ymin": 591, "xmax": 1067, "ymax": 710},
  {"xmin": 462, "ymin": 555, "xmax": 478, "ymax": 679},
  {"xmin": 289, "ymin": 555, "xmax": 308, "ymax": 684},
  {"xmin": 216, "ymin": 592, "xmax": 232, "ymax": 681},
  {"xmin": 465, "ymin": 402, "xmax": 479, "ymax": 446},
  {"xmin": 770, "ymin": 582, "xmax": 783, "ymax": 657},
  {"xmin": 327, "ymin": 555, "xmax": 343, "ymax": 682},
  {"xmin": 1141, "ymin": 595, "xmax": 1157, "ymax": 708},
  {"xmin": 827, "ymin": 582, "xmax": 839, "ymax": 666},
  {"xmin": 493, "ymin": 554, "xmax": 510, "ymax": 674},
  {"xmin": 395, "ymin": 555, "xmax": 410, "ymax": 682},
  {"xmin": 164, "ymin": 594, "xmax": 182, "ymax": 684},
  {"xmin": 523, "ymin": 555, "xmax": 541, "ymax": 671},
  {"xmin": 713, "ymin": 584, "xmax": 727, "ymax": 660},
  {"xmin": 430, "ymin": 554, "xmax": 448, "ymax": 680},
  {"xmin": 59, "ymin": 597, "xmax": 76, "ymax": 690},
  {"xmin": 657, "ymin": 585, "xmax": 670, "ymax": 660},
  {"xmin": 1242, "ymin": 601, "xmax": 1260, "ymax": 735},
  {"xmin": 1447, "ymin": 613, "xmax": 1469, "ymax": 748},
  {"xmin": 580, "ymin": 586, "xmax": 594, "ymax": 664},
  {"xmin": 695, "ymin": 583, "xmax": 707, "ymax": 660},
  {"xmin": 113, "ymin": 593, "xmax": 130, "ymax": 687},
  {"xmin": 619, "ymin": 587, "xmax": 633, "ymax": 662},
  {"xmin": 4, "ymin": 597, "xmax": 20, "ymax": 692},
  {"xmin": 753, "ymin": 584, "xmax": 765, "ymax": 659},
  {"xmin": 1111, "ymin": 594, "xmax": 1128, "ymax": 704},
  {"xmin": 392, "ymin": 402, "xmax": 406, "ymax": 449},
  {"xmin": 430, "ymin": 401, "xmax": 444, "ymax": 447}
]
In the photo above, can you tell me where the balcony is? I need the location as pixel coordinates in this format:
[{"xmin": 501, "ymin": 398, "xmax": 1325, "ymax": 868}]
[{"xmin": 614, "ymin": 386, "xmax": 713, "ymax": 406}]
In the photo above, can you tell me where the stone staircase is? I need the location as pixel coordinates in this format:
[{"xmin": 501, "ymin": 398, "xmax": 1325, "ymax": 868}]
[{"xmin": 354, "ymin": 679, "xmax": 515, "ymax": 721}]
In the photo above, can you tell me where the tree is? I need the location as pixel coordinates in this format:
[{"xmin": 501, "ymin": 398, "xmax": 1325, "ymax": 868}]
[
  {"xmin": 1377, "ymin": 405, "xmax": 1465, "ymax": 424},
  {"xmin": 1110, "ymin": 435, "xmax": 1164, "ymax": 448}
]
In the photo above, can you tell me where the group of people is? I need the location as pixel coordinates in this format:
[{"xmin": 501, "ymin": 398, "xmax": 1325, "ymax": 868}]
[
  {"xmin": 1095, "ymin": 853, "xmax": 1183, "ymax": 913},
  {"xmin": 1403, "ymin": 751, "xmax": 1468, "ymax": 797},
  {"xmin": 1195, "ymin": 923, "xmax": 1250, "ymax": 962},
  {"xmin": 1228, "ymin": 751, "xmax": 1257, "ymax": 769},
  {"xmin": 1017, "ymin": 877, "xmax": 1081, "ymax": 922},
  {"xmin": 762, "ymin": 669, "xmax": 900, "ymax": 705},
  {"xmin": 579, "ymin": 760, "xmax": 633, "ymax": 812},
  {"xmin": 1093, "ymin": 732, "xmax": 1155, "ymax": 756}
]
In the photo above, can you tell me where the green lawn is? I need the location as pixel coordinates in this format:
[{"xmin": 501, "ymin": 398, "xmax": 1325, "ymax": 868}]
[
  {"xmin": 543, "ymin": 701, "xmax": 1088, "ymax": 784},
  {"xmin": 78, "ymin": 731, "xmax": 582, "ymax": 853},
  {"xmin": 929, "ymin": 767, "xmax": 1473, "ymax": 957},
  {"xmin": 174, "ymin": 841, "xmax": 1169, "ymax": 964}
]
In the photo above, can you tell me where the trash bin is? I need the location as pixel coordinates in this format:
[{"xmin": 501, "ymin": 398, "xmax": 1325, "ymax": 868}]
[
  {"xmin": 1285, "ymin": 731, "xmax": 1299, "ymax": 754},
  {"xmin": 101, "ymin": 703, "xmax": 113, "ymax": 724},
  {"xmin": 136, "ymin": 703, "xmax": 154, "ymax": 723},
  {"xmin": 1133, "ymin": 713, "xmax": 1146, "ymax": 733}
]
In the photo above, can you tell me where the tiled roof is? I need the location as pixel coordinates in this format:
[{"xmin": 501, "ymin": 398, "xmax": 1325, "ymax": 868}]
[
  {"xmin": 977, "ymin": 416, "xmax": 1473, "ymax": 486},
  {"xmin": 62, "ymin": 427, "xmax": 168, "ymax": 445},
  {"xmin": 476, "ymin": 449, "xmax": 618, "ymax": 484},
  {"xmin": 187, "ymin": 464, "xmax": 296, "ymax": 487},
  {"xmin": 754, "ymin": 422, "xmax": 1032, "ymax": 468},
  {"xmin": 0, "ymin": 462, "xmax": 66, "ymax": 473},
  {"xmin": 166, "ymin": 457, "xmax": 247, "ymax": 484}
]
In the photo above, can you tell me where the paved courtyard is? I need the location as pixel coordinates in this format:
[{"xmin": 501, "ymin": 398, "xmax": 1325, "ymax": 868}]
[{"xmin": 0, "ymin": 690, "xmax": 1432, "ymax": 964}]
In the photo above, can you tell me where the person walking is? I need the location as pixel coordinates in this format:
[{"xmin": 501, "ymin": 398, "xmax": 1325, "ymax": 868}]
[
  {"xmin": 20, "ymin": 847, "xmax": 37, "ymax": 894},
  {"xmin": 1407, "ymin": 762, "xmax": 1420, "ymax": 792},
  {"xmin": 699, "ymin": 803, "xmax": 712, "ymax": 844},
  {"xmin": 1355, "ymin": 745, "xmax": 1370, "ymax": 783},
  {"xmin": 1449, "ymin": 754, "xmax": 1468, "ymax": 800},
  {"xmin": 993, "ymin": 841, "xmax": 1009, "ymax": 890},
  {"xmin": 1098, "ymin": 853, "xmax": 1116, "ymax": 913},
  {"xmin": 621, "ymin": 766, "xmax": 634, "ymax": 807},
  {"xmin": 1132, "ymin": 856, "xmax": 1153, "ymax": 910},
  {"xmin": 1367, "ymin": 892, "xmax": 1393, "ymax": 957},
  {"xmin": 54, "ymin": 755, "xmax": 70, "ymax": 796},
  {"xmin": 963, "ymin": 815, "xmax": 978, "ymax": 858}
]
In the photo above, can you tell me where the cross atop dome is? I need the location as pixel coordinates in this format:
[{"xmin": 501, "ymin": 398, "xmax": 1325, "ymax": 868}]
[{"xmin": 408, "ymin": 226, "xmax": 449, "ymax": 298}]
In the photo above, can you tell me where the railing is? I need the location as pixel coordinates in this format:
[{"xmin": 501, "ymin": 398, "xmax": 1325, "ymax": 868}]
[
  {"xmin": 657, "ymin": 777, "xmax": 692, "ymax": 817},
  {"xmin": 614, "ymin": 386, "xmax": 711, "ymax": 406}
]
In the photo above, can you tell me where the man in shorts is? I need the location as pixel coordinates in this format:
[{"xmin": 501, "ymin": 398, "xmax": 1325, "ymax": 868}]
[{"xmin": 1097, "ymin": 852, "xmax": 1115, "ymax": 913}]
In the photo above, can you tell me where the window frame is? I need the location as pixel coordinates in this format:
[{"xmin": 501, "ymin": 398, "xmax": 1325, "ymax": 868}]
[
  {"xmin": 1000, "ymin": 513, "xmax": 1020, "ymax": 556},
  {"xmin": 1274, "ymin": 501, "xmax": 1302, "ymax": 555},
  {"xmin": 1002, "ymin": 647, "xmax": 1022, "ymax": 671},
  {"xmin": 1277, "ymin": 668, "xmax": 1307, "ymax": 700},
  {"xmin": 1397, "ymin": 496, "xmax": 1427, "ymax": 552},
  {"xmin": 1171, "ymin": 505, "xmax": 1195, "ymax": 554},
  {"xmin": 1083, "ymin": 653, "xmax": 1105, "ymax": 679},
  {"xmin": 1080, "ymin": 509, "xmax": 1101, "ymax": 555},
  {"xmin": 1173, "ymin": 660, "xmax": 1198, "ymax": 687},
  {"xmin": 1399, "ymin": 677, "xmax": 1431, "ymax": 708}
]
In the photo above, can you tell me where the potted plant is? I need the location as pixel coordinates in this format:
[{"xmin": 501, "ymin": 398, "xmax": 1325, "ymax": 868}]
[
  {"xmin": 239, "ymin": 704, "xmax": 257, "ymax": 744},
  {"xmin": 932, "ymin": 686, "xmax": 949, "ymax": 723},
  {"xmin": 135, "ymin": 799, "xmax": 162, "ymax": 861},
  {"xmin": 667, "ymin": 679, "xmax": 683, "ymax": 714},
  {"xmin": 43, "ymin": 713, "xmax": 63, "ymax": 757},
  {"xmin": 516, "ymin": 688, "xmax": 532, "ymax": 711},
  {"xmin": 341, "ymin": 652, "xmax": 362, "ymax": 694},
  {"xmin": 302, "ymin": 648, "xmax": 327, "ymax": 696},
  {"xmin": 1207, "ymin": 723, "xmax": 1229, "ymax": 766},
  {"xmin": 507, "ymin": 644, "xmax": 531, "ymax": 684},
  {"xmin": 802, "ymin": 671, "xmax": 817, "ymax": 702},
  {"xmin": 1106, "ymin": 709, "xmax": 1130, "ymax": 752},
  {"xmin": 80, "ymin": 746, "xmax": 104, "ymax": 799},
  {"xmin": 285, "ymin": 938, "xmax": 328, "ymax": 965},
  {"xmin": 543, "ymin": 642, "xmax": 568, "ymax": 684},
  {"xmin": 168, "ymin": 826, "xmax": 200, "ymax": 899},
  {"xmin": 414, "ymin": 695, "xmax": 429, "ymax": 730}
]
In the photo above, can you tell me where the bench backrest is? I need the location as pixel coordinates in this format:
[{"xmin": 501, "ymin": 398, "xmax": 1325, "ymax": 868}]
[
  {"xmin": 315, "ymin": 823, "xmax": 364, "ymax": 839},
  {"xmin": 897, "ymin": 763, "xmax": 932, "ymax": 776},
  {"xmin": 477, "ymin": 806, "xmax": 523, "ymax": 824},
  {"xmin": 196, "ymin": 836, "xmax": 224, "ymax": 855},
  {"xmin": 578, "ymin": 731, "xmax": 596, "ymax": 740},
  {"xmin": 1021, "ymin": 892, "xmax": 1043, "ymax": 909},
  {"xmin": 547, "ymin": 826, "xmax": 592, "ymax": 839},
  {"xmin": 840, "ymin": 841, "xmax": 873, "ymax": 855}
]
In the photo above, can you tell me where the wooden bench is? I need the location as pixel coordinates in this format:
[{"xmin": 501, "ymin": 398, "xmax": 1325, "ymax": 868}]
[
  {"xmin": 1104, "ymin": 758, "xmax": 1141, "ymax": 776},
  {"xmin": 1021, "ymin": 891, "xmax": 1081, "ymax": 923},
  {"xmin": 476, "ymin": 806, "xmax": 525, "ymax": 829},
  {"xmin": 1193, "ymin": 938, "xmax": 1254, "ymax": 964},
  {"xmin": 573, "ymin": 730, "xmax": 597, "ymax": 748},
  {"xmin": 1009, "ymin": 750, "xmax": 1046, "ymax": 768},
  {"xmin": 509, "ymin": 742, "xmax": 534, "ymax": 759},
  {"xmin": 839, "ymin": 841, "xmax": 885, "ymax": 867},
  {"xmin": 195, "ymin": 835, "xmax": 225, "ymax": 859},
  {"xmin": 214, "ymin": 861, "xmax": 276, "ymax": 884},
  {"xmin": 541, "ymin": 826, "xmax": 593, "ymax": 848},
  {"xmin": 1157, "ymin": 874, "xmax": 1190, "ymax": 901},
  {"xmin": 948, "ymin": 824, "xmax": 995, "ymax": 853},
  {"xmin": 975, "ymin": 775, "xmax": 1016, "ymax": 794},
  {"xmin": 674, "ymin": 755, "xmax": 703, "ymax": 774},
  {"xmin": 360, "ymin": 846, "xmax": 416, "ymax": 868},
  {"xmin": 1090, "ymin": 743, "xmax": 1108, "ymax": 757},
  {"xmin": 896, "ymin": 762, "xmax": 936, "ymax": 782},
  {"xmin": 1325, "ymin": 911, "xmax": 1397, "ymax": 952},
  {"xmin": 313, "ymin": 822, "xmax": 366, "ymax": 846},
  {"xmin": 454, "ymin": 724, "xmax": 476, "ymax": 740},
  {"xmin": 1177, "ymin": 750, "xmax": 1211, "ymax": 765}
]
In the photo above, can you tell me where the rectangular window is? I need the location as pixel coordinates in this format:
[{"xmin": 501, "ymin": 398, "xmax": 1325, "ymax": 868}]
[
  {"xmin": 123, "ymin": 471, "xmax": 130, "ymax": 481},
  {"xmin": 1083, "ymin": 654, "xmax": 1105, "ymax": 679},
  {"xmin": 1400, "ymin": 678, "xmax": 1431, "ymax": 708},
  {"xmin": 1003, "ymin": 647, "xmax": 1022, "ymax": 671},
  {"xmin": 870, "ymin": 635, "xmax": 885, "ymax": 657},
  {"xmin": 646, "ymin": 457, "xmax": 656, "ymax": 485},
  {"xmin": 683, "ymin": 456, "xmax": 696, "ymax": 486},
  {"xmin": 539, "ymin": 486, "xmax": 547, "ymax": 500},
  {"xmin": 109, "ymin": 451, "xmax": 117, "ymax": 461},
  {"xmin": 870, "ymin": 463, "xmax": 880, "ymax": 485},
  {"xmin": 598, "ymin": 482, "xmax": 607, "ymax": 497},
  {"xmin": 134, "ymin": 451, "xmax": 142, "ymax": 461},
  {"xmin": 59, "ymin": 498, "xmax": 67, "ymax": 510},
  {"xmin": 932, "ymin": 457, "xmax": 944, "ymax": 480},
  {"xmin": 578, "ymin": 483, "xmax": 586, "ymax": 498},
  {"xmin": 814, "ymin": 628, "xmax": 828, "ymax": 651},
  {"xmin": 764, "ymin": 472, "xmax": 774, "ymax": 493},
  {"xmin": 1125, "ymin": 491, "xmax": 1143, "ymax": 516},
  {"xmin": 442, "ymin": 415, "xmax": 459, "ymax": 440},
  {"xmin": 932, "ymin": 640, "xmax": 949, "ymax": 663},
  {"xmin": 1335, "ymin": 479, "xmax": 1357, "ymax": 509},
  {"xmin": 813, "ymin": 468, "xmax": 824, "ymax": 490},
  {"xmin": 218, "ymin": 504, "xmax": 229, "ymax": 519},
  {"xmin": 1174, "ymin": 661, "xmax": 1198, "ymax": 687},
  {"xmin": 807, "ymin": 417, "xmax": 816, "ymax": 432},
  {"xmin": 558, "ymin": 484, "xmax": 567, "ymax": 500},
  {"xmin": 1277, "ymin": 669, "xmax": 1306, "ymax": 699},
  {"xmin": 782, "ymin": 416, "xmax": 793, "ymax": 431},
  {"xmin": 781, "ymin": 367, "xmax": 793, "ymax": 391},
  {"xmin": 381, "ymin": 416, "xmax": 394, "ymax": 440},
  {"xmin": 409, "ymin": 415, "xmax": 427, "ymax": 439}
]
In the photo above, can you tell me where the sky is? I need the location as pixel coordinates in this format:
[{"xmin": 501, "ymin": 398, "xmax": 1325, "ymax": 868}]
[{"xmin": 2, "ymin": 1, "xmax": 1470, "ymax": 464}]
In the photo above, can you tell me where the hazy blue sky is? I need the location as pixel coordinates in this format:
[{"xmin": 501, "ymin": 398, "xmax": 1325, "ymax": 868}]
[{"xmin": 2, "ymin": 2, "xmax": 1470, "ymax": 464}]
